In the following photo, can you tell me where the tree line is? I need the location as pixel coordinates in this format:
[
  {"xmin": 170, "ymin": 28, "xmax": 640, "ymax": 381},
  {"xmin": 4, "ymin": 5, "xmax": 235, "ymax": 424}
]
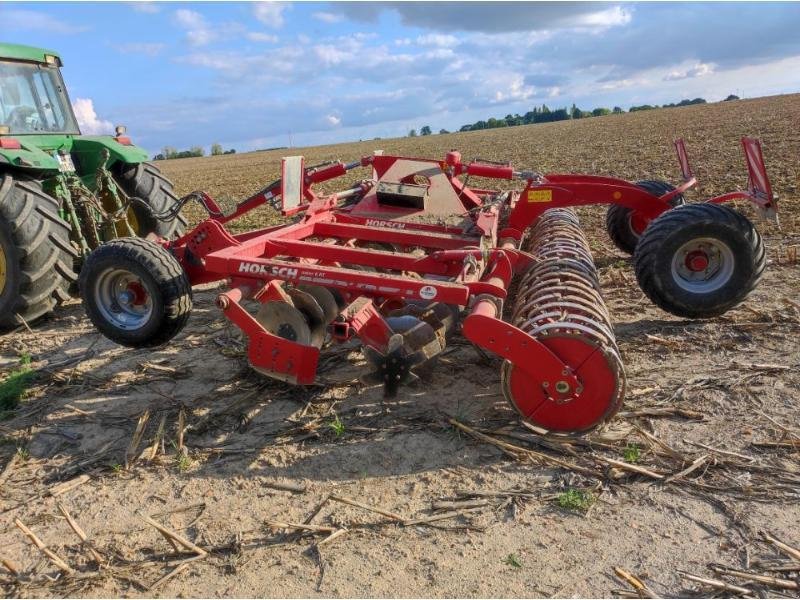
[
  {"xmin": 409, "ymin": 95, "xmax": 738, "ymax": 136},
  {"xmin": 153, "ymin": 142, "xmax": 236, "ymax": 160}
]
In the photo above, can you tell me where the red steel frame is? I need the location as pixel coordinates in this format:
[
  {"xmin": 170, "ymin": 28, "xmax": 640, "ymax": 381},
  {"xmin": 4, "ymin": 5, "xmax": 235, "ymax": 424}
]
[{"xmin": 161, "ymin": 138, "xmax": 774, "ymax": 387}]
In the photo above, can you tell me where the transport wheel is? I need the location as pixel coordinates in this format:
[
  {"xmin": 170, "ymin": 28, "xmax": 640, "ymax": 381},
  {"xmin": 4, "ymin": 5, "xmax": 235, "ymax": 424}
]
[
  {"xmin": 634, "ymin": 203, "xmax": 765, "ymax": 318},
  {"xmin": 0, "ymin": 175, "xmax": 77, "ymax": 330},
  {"xmin": 80, "ymin": 238, "xmax": 192, "ymax": 346},
  {"xmin": 605, "ymin": 180, "xmax": 685, "ymax": 254},
  {"xmin": 114, "ymin": 162, "xmax": 187, "ymax": 238}
]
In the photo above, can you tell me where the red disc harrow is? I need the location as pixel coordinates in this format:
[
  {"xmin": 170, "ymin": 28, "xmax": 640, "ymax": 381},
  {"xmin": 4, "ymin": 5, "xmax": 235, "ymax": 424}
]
[{"xmin": 80, "ymin": 139, "xmax": 775, "ymax": 432}]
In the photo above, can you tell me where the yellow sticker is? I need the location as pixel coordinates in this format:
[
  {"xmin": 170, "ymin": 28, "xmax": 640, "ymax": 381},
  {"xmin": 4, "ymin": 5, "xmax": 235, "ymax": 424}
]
[{"xmin": 527, "ymin": 189, "xmax": 553, "ymax": 203}]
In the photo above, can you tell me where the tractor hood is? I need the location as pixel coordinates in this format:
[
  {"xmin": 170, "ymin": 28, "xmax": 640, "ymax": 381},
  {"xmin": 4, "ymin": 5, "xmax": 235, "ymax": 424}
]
[{"xmin": 0, "ymin": 134, "xmax": 148, "ymax": 173}]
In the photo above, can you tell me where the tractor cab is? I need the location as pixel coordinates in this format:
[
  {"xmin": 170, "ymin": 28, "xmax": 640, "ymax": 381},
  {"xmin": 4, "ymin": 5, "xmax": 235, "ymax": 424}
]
[{"xmin": 0, "ymin": 53, "xmax": 79, "ymax": 136}]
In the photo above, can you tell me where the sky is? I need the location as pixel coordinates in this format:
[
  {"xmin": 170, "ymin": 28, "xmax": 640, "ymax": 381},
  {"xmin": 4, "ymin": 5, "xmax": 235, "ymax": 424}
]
[{"xmin": 2, "ymin": 1, "xmax": 800, "ymax": 156}]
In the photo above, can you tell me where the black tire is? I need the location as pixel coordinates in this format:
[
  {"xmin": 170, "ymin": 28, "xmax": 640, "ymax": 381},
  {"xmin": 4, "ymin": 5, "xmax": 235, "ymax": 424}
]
[
  {"xmin": 606, "ymin": 180, "xmax": 685, "ymax": 255},
  {"xmin": 79, "ymin": 237, "xmax": 192, "ymax": 347},
  {"xmin": 0, "ymin": 176, "xmax": 78, "ymax": 330},
  {"xmin": 634, "ymin": 203, "xmax": 766, "ymax": 319},
  {"xmin": 114, "ymin": 162, "xmax": 187, "ymax": 239}
]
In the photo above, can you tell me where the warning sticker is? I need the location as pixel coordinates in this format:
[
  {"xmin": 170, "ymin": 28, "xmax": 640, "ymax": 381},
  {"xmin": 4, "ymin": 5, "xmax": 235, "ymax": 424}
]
[
  {"xmin": 527, "ymin": 189, "xmax": 553, "ymax": 203},
  {"xmin": 419, "ymin": 285, "xmax": 438, "ymax": 300}
]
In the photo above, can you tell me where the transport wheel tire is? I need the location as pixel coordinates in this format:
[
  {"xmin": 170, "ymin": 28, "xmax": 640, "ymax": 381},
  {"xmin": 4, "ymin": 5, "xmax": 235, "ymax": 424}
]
[
  {"xmin": 0, "ymin": 175, "xmax": 78, "ymax": 330},
  {"xmin": 114, "ymin": 162, "xmax": 187, "ymax": 238},
  {"xmin": 80, "ymin": 237, "xmax": 192, "ymax": 347},
  {"xmin": 634, "ymin": 203, "xmax": 765, "ymax": 319},
  {"xmin": 606, "ymin": 180, "xmax": 685, "ymax": 255}
]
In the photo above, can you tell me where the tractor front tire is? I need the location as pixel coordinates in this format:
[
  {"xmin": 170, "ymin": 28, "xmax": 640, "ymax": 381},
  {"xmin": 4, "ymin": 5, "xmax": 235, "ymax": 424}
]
[
  {"xmin": 80, "ymin": 238, "xmax": 192, "ymax": 347},
  {"xmin": 115, "ymin": 162, "xmax": 187, "ymax": 239},
  {"xmin": 0, "ymin": 176, "xmax": 77, "ymax": 330},
  {"xmin": 606, "ymin": 180, "xmax": 685, "ymax": 255},
  {"xmin": 634, "ymin": 203, "xmax": 765, "ymax": 319}
]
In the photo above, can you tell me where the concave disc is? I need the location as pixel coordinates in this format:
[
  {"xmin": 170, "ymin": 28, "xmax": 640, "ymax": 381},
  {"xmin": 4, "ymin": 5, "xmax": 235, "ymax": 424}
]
[
  {"xmin": 298, "ymin": 284, "xmax": 339, "ymax": 324},
  {"xmin": 287, "ymin": 288, "xmax": 326, "ymax": 348}
]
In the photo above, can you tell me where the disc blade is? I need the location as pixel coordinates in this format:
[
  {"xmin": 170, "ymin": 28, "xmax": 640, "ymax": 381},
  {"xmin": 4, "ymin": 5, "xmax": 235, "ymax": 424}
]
[
  {"xmin": 287, "ymin": 287, "xmax": 326, "ymax": 348},
  {"xmin": 298, "ymin": 284, "xmax": 339, "ymax": 324}
]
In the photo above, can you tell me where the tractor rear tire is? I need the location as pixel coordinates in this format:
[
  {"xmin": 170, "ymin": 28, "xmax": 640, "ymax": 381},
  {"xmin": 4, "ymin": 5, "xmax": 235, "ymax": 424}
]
[
  {"xmin": 606, "ymin": 180, "xmax": 685, "ymax": 255},
  {"xmin": 0, "ymin": 176, "xmax": 78, "ymax": 330},
  {"xmin": 634, "ymin": 203, "xmax": 765, "ymax": 319},
  {"xmin": 114, "ymin": 162, "xmax": 187, "ymax": 239},
  {"xmin": 80, "ymin": 238, "xmax": 192, "ymax": 347}
]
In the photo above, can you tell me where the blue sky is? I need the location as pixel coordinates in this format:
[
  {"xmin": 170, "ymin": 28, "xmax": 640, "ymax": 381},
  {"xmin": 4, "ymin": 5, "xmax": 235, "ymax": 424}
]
[{"xmin": 3, "ymin": 1, "xmax": 800, "ymax": 155}]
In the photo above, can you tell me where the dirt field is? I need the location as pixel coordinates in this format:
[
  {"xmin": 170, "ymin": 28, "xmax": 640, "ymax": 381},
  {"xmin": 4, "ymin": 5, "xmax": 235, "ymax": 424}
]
[{"xmin": 1, "ymin": 94, "xmax": 799, "ymax": 598}]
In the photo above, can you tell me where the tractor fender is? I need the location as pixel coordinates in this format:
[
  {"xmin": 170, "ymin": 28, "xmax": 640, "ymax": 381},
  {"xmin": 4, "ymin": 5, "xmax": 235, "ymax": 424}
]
[
  {"xmin": 71, "ymin": 136, "xmax": 149, "ymax": 173},
  {"xmin": 0, "ymin": 142, "xmax": 60, "ymax": 172}
]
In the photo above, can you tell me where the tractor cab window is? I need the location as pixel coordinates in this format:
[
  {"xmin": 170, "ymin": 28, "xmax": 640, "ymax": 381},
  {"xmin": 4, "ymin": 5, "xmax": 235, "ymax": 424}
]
[{"xmin": 0, "ymin": 60, "xmax": 79, "ymax": 134}]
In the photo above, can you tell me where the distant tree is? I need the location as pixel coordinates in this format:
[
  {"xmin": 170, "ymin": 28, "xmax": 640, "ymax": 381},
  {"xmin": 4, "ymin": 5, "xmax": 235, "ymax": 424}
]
[
  {"xmin": 153, "ymin": 153, "xmax": 165, "ymax": 161},
  {"xmin": 724, "ymin": 94, "xmax": 740, "ymax": 101},
  {"xmin": 408, "ymin": 129, "xmax": 417, "ymax": 137},
  {"xmin": 162, "ymin": 146, "xmax": 177, "ymax": 159},
  {"xmin": 459, "ymin": 125, "xmax": 472, "ymax": 132},
  {"xmin": 629, "ymin": 104, "xmax": 658, "ymax": 112},
  {"xmin": 613, "ymin": 106, "xmax": 624, "ymax": 114},
  {"xmin": 420, "ymin": 125, "xmax": 432, "ymax": 136},
  {"xmin": 211, "ymin": 143, "xmax": 224, "ymax": 156},
  {"xmin": 551, "ymin": 108, "xmax": 570, "ymax": 121},
  {"xmin": 592, "ymin": 107, "xmax": 612, "ymax": 117},
  {"xmin": 439, "ymin": 128, "xmax": 450, "ymax": 134},
  {"xmin": 189, "ymin": 146, "xmax": 205, "ymax": 157},
  {"xmin": 223, "ymin": 148, "xmax": 236, "ymax": 154}
]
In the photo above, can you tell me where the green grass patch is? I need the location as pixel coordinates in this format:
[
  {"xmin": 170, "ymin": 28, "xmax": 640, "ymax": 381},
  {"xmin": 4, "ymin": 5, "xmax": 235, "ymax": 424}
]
[
  {"xmin": 504, "ymin": 553, "xmax": 523, "ymax": 569},
  {"xmin": 329, "ymin": 415, "xmax": 345, "ymax": 437},
  {"xmin": 557, "ymin": 489, "xmax": 595, "ymax": 512},
  {"xmin": 623, "ymin": 442, "xmax": 641, "ymax": 463},
  {"xmin": 0, "ymin": 354, "xmax": 35, "ymax": 413}
]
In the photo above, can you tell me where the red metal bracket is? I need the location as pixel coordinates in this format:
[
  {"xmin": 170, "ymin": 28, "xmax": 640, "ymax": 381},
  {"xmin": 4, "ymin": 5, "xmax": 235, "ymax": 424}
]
[
  {"xmin": 216, "ymin": 286, "xmax": 319, "ymax": 384},
  {"xmin": 333, "ymin": 297, "xmax": 393, "ymax": 350},
  {"xmin": 462, "ymin": 300, "xmax": 579, "ymax": 392}
]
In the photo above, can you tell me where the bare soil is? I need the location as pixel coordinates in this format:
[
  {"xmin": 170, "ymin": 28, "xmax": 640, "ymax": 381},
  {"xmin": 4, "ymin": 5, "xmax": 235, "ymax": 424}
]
[{"xmin": 1, "ymin": 95, "xmax": 799, "ymax": 598}]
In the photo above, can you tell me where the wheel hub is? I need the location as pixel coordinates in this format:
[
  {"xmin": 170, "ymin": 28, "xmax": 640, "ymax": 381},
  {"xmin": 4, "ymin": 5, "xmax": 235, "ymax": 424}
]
[
  {"xmin": 94, "ymin": 268, "xmax": 154, "ymax": 330},
  {"xmin": 685, "ymin": 250, "xmax": 710, "ymax": 272},
  {"xmin": 671, "ymin": 237, "xmax": 735, "ymax": 293}
]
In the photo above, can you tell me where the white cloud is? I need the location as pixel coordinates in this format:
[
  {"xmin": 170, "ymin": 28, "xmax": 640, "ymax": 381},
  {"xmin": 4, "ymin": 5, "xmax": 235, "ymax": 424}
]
[
  {"xmin": 72, "ymin": 98, "xmax": 113, "ymax": 135},
  {"xmin": 664, "ymin": 62, "xmax": 716, "ymax": 81},
  {"xmin": 174, "ymin": 8, "xmax": 205, "ymax": 29},
  {"xmin": 173, "ymin": 9, "xmax": 216, "ymax": 46},
  {"xmin": 247, "ymin": 32, "xmax": 278, "ymax": 43},
  {"xmin": 0, "ymin": 9, "xmax": 89, "ymax": 34},
  {"xmin": 130, "ymin": 2, "xmax": 160, "ymax": 14},
  {"xmin": 312, "ymin": 12, "xmax": 343, "ymax": 24},
  {"xmin": 326, "ymin": 115, "xmax": 341, "ymax": 126},
  {"xmin": 416, "ymin": 34, "xmax": 459, "ymax": 48},
  {"xmin": 253, "ymin": 2, "xmax": 288, "ymax": 28},
  {"xmin": 573, "ymin": 6, "xmax": 632, "ymax": 28},
  {"xmin": 115, "ymin": 42, "xmax": 165, "ymax": 57}
]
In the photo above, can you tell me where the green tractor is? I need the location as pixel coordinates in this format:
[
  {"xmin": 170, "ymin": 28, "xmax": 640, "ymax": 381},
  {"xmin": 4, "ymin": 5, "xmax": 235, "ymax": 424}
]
[{"xmin": 0, "ymin": 42, "xmax": 185, "ymax": 330}]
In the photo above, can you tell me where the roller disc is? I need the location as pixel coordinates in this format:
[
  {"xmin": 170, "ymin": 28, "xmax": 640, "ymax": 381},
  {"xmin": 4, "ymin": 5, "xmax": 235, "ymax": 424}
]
[
  {"xmin": 286, "ymin": 288, "xmax": 327, "ymax": 347},
  {"xmin": 506, "ymin": 208, "xmax": 625, "ymax": 433},
  {"xmin": 500, "ymin": 335, "xmax": 624, "ymax": 432}
]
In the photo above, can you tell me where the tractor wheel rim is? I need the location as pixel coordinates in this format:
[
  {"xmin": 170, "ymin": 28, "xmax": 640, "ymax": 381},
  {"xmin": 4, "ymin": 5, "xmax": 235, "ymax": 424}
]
[
  {"xmin": 670, "ymin": 237, "xmax": 735, "ymax": 293},
  {"xmin": 94, "ymin": 267, "xmax": 154, "ymax": 330},
  {"xmin": 0, "ymin": 243, "xmax": 6, "ymax": 296}
]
